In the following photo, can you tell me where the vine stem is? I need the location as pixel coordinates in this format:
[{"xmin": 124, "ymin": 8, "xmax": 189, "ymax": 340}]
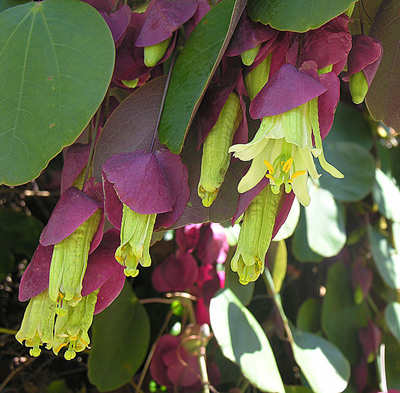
[
  {"xmin": 0, "ymin": 327, "xmax": 17, "ymax": 335},
  {"xmin": 149, "ymin": 32, "xmax": 178, "ymax": 152},
  {"xmin": 263, "ymin": 268, "xmax": 294, "ymax": 344}
]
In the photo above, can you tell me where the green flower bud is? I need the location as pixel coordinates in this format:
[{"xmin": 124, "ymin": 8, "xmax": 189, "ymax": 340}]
[
  {"xmin": 121, "ymin": 79, "xmax": 139, "ymax": 89},
  {"xmin": 244, "ymin": 52, "xmax": 272, "ymax": 101},
  {"xmin": 15, "ymin": 289, "xmax": 56, "ymax": 357},
  {"xmin": 53, "ymin": 290, "xmax": 98, "ymax": 360},
  {"xmin": 241, "ymin": 44, "xmax": 261, "ymax": 66},
  {"xmin": 49, "ymin": 209, "xmax": 102, "ymax": 315},
  {"xmin": 144, "ymin": 37, "xmax": 172, "ymax": 67},
  {"xmin": 198, "ymin": 93, "xmax": 242, "ymax": 207},
  {"xmin": 231, "ymin": 186, "xmax": 282, "ymax": 285},
  {"xmin": 317, "ymin": 64, "xmax": 333, "ymax": 75},
  {"xmin": 349, "ymin": 70, "xmax": 369, "ymax": 104},
  {"xmin": 115, "ymin": 204, "xmax": 156, "ymax": 277}
]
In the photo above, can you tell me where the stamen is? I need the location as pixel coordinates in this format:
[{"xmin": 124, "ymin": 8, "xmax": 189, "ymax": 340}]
[
  {"xmin": 282, "ymin": 157, "xmax": 294, "ymax": 173},
  {"xmin": 265, "ymin": 174, "xmax": 275, "ymax": 180},
  {"xmin": 263, "ymin": 160, "xmax": 275, "ymax": 174},
  {"xmin": 291, "ymin": 170, "xmax": 306, "ymax": 179}
]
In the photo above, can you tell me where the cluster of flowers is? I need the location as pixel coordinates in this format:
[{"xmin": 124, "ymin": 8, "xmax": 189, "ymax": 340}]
[{"xmin": 16, "ymin": 0, "xmax": 383, "ymax": 367}]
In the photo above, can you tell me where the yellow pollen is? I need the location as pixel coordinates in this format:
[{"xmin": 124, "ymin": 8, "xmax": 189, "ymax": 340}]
[
  {"xmin": 115, "ymin": 255, "xmax": 123, "ymax": 262},
  {"xmin": 56, "ymin": 343, "xmax": 68, "ymax": 353},
  {"xmin": 291, "ymin": 170, "xmax": 306, "ymax": 179},
  {"xmin": 263, "ymin": 160, "xmax": 274, "ymax": 174},
  {"xmin": 59, "ymin": 292, "xmax": 64, "ymax": 299},
  {"xmin": 265, "ymin": 174, "xmax": 275, "ymax": 180},
  {"xmin": 283, "ymin": 157, "xmax": 294, "ymax": 173},
  {"xmin": 288, "ymin": 179, "xmax": 293, "ymax": 184}
]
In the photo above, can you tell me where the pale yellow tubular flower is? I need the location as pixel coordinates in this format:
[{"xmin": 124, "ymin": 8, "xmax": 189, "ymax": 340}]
[
  {"xmin": 49, "ymin": 209, "xmax": 102, "ymax": 316},
  {"xmin": 115, "ymin": 204, "xmax": 156, "ymax": 277},
  {"xmin": 15, "ymin": 289, "xmax": 55, "ymax": 357}
]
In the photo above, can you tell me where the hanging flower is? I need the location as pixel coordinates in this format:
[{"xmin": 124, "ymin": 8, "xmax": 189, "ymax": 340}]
[{"xmin": 229, "ymin": 62, "xmax": 343, "ymax": 206}]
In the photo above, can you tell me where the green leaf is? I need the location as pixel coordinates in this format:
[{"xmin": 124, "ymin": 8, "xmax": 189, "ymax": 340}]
[
  {"xmin": 292, "ymin": 206, "xmax": 323, "ymax": 263},
  {"xmin": 247, "ymin": 0, "xmax": 355, "ymax": 32},
  {"xmin": 268, "ymin": 240, "xmax": 287, "ymax": 294},
  {"xmin": 321, "ymin": 262, "xmax": 368, "ymax": 364},
  {"xmin": 158, "ymin": 0, "xmax": 246, "ymax": 153},
  {"xmin": 210, "ymin": 288, "xmax": 285, "ymax": 393},
  {"xmin": 0, "ymin": 208, "xmax": 43, "ymax": 279},
  {"xmin": 296, "ymin": 298, "xmax": 321, "ymax": 334},
  {"xmin": 225, "ymin": 262, "xmax": 255, "ymax": 307},
  {"xmin": 369, "ymin": 225, "xmax": 400, "ymax": 290},
  {"xmin": 273, "ymin": 198, "xmax": 300, "ymax": 241},
  {"xmin": 385, "ymin": 302, "xmax": 400, "ymax": 346},
  {"xmin": 324, "ymin": 102, "xmax": 373, "ymax": 149},
  {"xmin": 366, "ymin": 0, "xmax": 400, "ymax": 133},
  {"xmin": 0, "ymin": 0, "xmax": 29, "ymax": 12},
  {"xmin": 0, "ymin": 0, "xmax": 115, "ymax": 185},
  {"xmin": 305, "ymin": 183, "xmax": 346, "ymax": 258},
  {"xmin": 385, "ymin": 332, "xmax": 400, "ymax": 390},
  {"xmin": 290, "ymin": 324, "xmax": 351, "ymax": 393},
  {"xmin": 372, "ymin": 168, "xmax": 400, "ymax": 222},
  {"xmin": 317, "ymin": 141, "xmax": 376, "ymax": 202},
  {"xmin": 88, "ymin": 283, "xmax": 150, "ymax": 392},
  {"xmin": 349, "ymin": 0, "xmax": 383, "ymax": 35},
  {"xmin": 285, "ymin": 386, "xmax": 313, "ymax": 393}
]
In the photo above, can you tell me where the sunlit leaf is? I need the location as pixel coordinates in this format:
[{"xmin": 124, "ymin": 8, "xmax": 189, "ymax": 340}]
[
  {"xmin": 305, "ymin": 183, "xmax": 346, "ymax": 257},
  {"xmin": 247, "ymin": 0, "xmax": 355, "ymax": 32},
  {"xmin": 369, "ymin": 225, "xmax": 400, "ymax": 290},
  {"xmin": 158, "ymin": 0, "xmax": 246, "ymax": 153},
  {"xmin": 268, "ymin": 240, "xmax": 287, "ymax": 294},
  {"xmin": 273, "ymin": 198, "xmax": 300, "ymax": 241},
  {"xmin": 372, "ymin": 168, "xmax": 400, "ymax": 222},
  {"xmin": 385, "ymin": 302, "xmax": 400, "ymax": 346},
  {"xmin": 88, "ymin": 283, "xmax": 150, "ymax": 392},
  {"xmin": 290, "ymin": 324, "xmax": 351, "ymax": 393},
  {"xmin": 0, "ymin": 0, "xmax": 115, "ymax": 185},
  {"xmin": 210, "ymin": 288, "xmax": 285, "ymax": 393}
]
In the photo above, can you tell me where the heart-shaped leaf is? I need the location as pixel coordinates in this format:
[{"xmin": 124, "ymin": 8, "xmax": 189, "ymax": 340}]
[
  {"xmin": 366, "ymin": 0, "xmax": 400, "ymax": 132},
  {"xmin": 0, "ymin": 0, "xmax": 115, "ymax": 185},
  {"xmin": 210, "ymin": 288, "xmax": 285, "ymax": 393},
  {"xmin": 247, "ymin": 0, "xmax": 355, "ymax": 33},
  {"xmin": 158, "ymin": 0, "xmax": 246, "ymax": 153},
  {"xmin": 88, "ymin": 282, "xmax": 150, "ymax": 392}
]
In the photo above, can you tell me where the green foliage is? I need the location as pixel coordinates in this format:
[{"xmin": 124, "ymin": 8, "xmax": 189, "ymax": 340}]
[
  {"xmin": 158, "ymin": 0, "xmax": 246, "ymax": 153},
  {"xmin": 247, "ymin": 0, "xmax": 355, "ymax": 32},
  {"xmin": 210, "ymin": 288, "xmax": 285, "ymax": 393},
  {"xmin": 88, "ymin": 283, "xmax": 150, "ymax": 392},
  {"xmin": 0, "ymin": 208, "xmax": 43, "ymax": 280},
  {"xmin": 0, "ymin": 0, "xmax": 115, "ymax": 185}
]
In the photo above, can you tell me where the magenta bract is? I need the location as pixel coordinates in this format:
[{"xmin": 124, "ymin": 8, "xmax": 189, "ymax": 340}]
[
  {"xmin": 226, "ymin": 9, "xmax": 278, "ymax": 57},
  {"xmin": 342, "ymin": 35, "xmax": 383, "ymax": 86},
  {"xmin": 135, "ymin": 0, "xmax": 198, "ymax": 47},
  {"xmin": 152, "ymin": 251, "xmax": 198, "ymax": 292},
  {"xmin": 19, "ymin": 244, "xmax": 53, "ymax": 302},
  {"xmin": 40, "ymin": 187, "xmax": 102, "ymax": 247},
  {"xmin": 249, "ymin": 63, "xmax": 327, "ymax": 118},
  {"xmin": 102, "ymin": 148, "xmax": 189, "ymax": 230},
  {"xmin": 175, "ymin": 224, "xmax": 201, "ymax": 253}
]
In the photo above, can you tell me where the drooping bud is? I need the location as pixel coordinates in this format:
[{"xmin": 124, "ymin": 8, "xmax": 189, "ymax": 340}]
[
  {"xmin": 349, "ymin": 70, "xmax": 369, "ymax": 104},
  {"xmin": 143, "ymin": 36, "xmax": 172, "ymax": 67},
  {"xmin": 121, "ymin": 79, "xmax": 139, "ymax": 89},
  {"xmin": 15, "ymin": 289, "xmax": 55, "ymax": 357},
  {"xmin": 198, "ymin": 93, "xmax": 242, "ymax": 207},
  {"xmin": 115, "ymin": 204, "xmax": 156, "ymax": 277},
  {"xmin": 231, "ymin": 185, "xmax": 282, "ymax": 285},
  {"xmin": 244, "ymin": 53, "xmax": 272, "ymax": 101},
  {"xmin": 52, "ymin": 290, "xmax": 98, "ymax": 360},
  {"xmin": 241, "ymin": 44, "xmax": 261, "ymax": 66},
  {"xmin": 48, "ymin": 209, "xmax": 102, "ymax": 315}
]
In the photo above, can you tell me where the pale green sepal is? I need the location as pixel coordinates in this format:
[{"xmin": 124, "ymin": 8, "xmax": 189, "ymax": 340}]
[
  {"xmin": 144, "ymin": 37, "xmax": 172, "ymax": 67},
  {"xmin": 231, "ymin": 186, "xmax": 282, "ymax": 285},
  {"xmin": 115, "ymin": 204, "xmax": 156, "ymax": 277},
  {"xmin": 241, "ymin": 44, "xmax": 261, "ymax": 66},
  {"xmin": 16, "ymin": 289, "xmax": 56, "ymax": 357},
  {"xmin": 53, "ymin": 290, "xmax": 99, "ymax": 360},
  {"xmin": 49, "ymin": 209, "xmax": 102, "ymax": 314},
  {"xmin": 281, "ymin": 102, "xmax": 310, "ymax": 149},
  {"xmin": 244, "ymin": 53, "xmax": 272, "ymax": 101},
  {"xmin": 122, "ymin": 79, "xmax": 139, "ymax": 89},
  {"xmin": 349, "ymin": 71, "xmax": 369, "ymax": 104},
  {"xmin": 309, "ymin": 98, "xmax": 344, "ymax": 179},
  {"xmin": 318, "ymin": 64, "xmax": 333, "ymax": 75},
  {"xmin": 198, "ymin": 93, "xmax": 242, "ymax": 207}
]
